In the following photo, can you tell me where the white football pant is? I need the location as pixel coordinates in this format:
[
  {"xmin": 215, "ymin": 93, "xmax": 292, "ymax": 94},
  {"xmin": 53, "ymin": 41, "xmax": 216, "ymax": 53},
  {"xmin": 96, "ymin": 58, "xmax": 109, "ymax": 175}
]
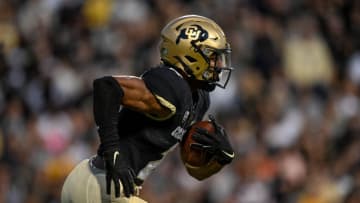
[{"xmin": 61, "ymin": 158, "xmax": 147, "ymax": 203}]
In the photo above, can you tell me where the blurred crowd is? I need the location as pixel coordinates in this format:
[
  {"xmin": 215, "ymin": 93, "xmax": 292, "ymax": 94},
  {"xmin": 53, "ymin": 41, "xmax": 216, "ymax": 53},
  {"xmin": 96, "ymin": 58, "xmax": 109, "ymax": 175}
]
[{"xmin": 0, "ymin": 0, "xmax": 360, "ymax": 203}]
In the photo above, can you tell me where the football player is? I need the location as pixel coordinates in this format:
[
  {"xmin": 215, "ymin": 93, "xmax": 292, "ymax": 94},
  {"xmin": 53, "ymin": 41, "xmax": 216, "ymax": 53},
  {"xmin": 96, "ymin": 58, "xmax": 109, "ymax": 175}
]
[{"xmin": 61, "ymin": 14, "xmax": 235, "ymax": 203}]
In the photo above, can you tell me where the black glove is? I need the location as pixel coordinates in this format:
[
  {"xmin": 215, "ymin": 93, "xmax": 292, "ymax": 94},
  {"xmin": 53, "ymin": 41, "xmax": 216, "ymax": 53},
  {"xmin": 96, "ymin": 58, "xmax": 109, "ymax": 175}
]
[
  {"xmin": 192, "ymin": 115, "xmax": 234, "ymax": 165},
  {"xmin": 103, "ymin": 149, "xmax": 136, "ymax": 198}
]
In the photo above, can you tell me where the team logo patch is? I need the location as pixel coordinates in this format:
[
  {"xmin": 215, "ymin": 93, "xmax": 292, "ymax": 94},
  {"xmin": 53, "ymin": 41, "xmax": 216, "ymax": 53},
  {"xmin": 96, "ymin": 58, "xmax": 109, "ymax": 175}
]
[
  {"xmin": 176, "ymin": 24, "xmax": 208, "ymax": 45},
  {"xmin": 171, "ymin": 110, "xmax": 194, "ymax": 141}
]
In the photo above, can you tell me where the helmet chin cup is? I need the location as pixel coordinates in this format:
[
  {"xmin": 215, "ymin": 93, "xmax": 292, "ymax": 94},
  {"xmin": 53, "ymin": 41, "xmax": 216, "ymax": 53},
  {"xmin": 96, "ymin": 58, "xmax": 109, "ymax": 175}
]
[{"xmin": 202, "ymin": 70, "xmax": 213, "ymax": 80}]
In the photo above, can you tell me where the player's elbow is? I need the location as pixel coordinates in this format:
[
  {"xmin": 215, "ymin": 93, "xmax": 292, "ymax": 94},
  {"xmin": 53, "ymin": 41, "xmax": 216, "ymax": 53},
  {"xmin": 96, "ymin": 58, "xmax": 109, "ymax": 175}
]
[
  {"xmin": 93, "ymin": 76, "xmax": 124, "ymax": 96},
  {"xmin": 93, "ymin": 76, "xmax": 111, "ymax": 89},
  {"xmin": 93, "ymin": 76, "xmax": 110, "ymax": 93}
]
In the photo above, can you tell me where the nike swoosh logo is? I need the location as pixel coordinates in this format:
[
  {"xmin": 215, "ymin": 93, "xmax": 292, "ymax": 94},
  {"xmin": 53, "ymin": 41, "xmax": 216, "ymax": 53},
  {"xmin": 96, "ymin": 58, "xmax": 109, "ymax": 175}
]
[
  {"xmin": 222, "ymin": 150, "xmax": 235, "ymax": 158},
  {"xmin": 113, "ymin": 151, "xmax": 120, "ymax": 165}
]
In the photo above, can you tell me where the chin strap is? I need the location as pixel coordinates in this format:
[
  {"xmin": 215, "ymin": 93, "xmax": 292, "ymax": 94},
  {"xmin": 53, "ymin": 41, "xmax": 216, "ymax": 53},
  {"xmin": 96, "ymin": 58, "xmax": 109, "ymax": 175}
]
[{"xmin": 163, "ymin": 59, "xmax": 216, "ymax": 92}]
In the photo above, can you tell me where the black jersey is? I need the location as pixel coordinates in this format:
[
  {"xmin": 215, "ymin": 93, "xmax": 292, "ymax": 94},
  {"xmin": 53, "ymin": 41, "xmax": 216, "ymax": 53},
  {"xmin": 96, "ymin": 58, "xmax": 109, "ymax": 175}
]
[{"xmin": 98, "ymin": 65, "xmax": 210, "ymax": 181}]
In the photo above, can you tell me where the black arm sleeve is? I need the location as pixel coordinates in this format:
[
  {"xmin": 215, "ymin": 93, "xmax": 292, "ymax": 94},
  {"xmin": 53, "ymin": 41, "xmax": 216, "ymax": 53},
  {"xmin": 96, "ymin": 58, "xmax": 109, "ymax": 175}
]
[{"xmin": 93, "ymin": 76, "xmax": 124, "ymax": 151}]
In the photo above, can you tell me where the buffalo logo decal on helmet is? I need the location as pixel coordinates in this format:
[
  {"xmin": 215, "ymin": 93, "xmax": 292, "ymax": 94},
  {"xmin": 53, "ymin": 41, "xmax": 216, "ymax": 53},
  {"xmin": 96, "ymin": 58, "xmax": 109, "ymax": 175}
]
[{"xmin": 175, "ymin": 24, "xmax": 208, "ymax": 45}]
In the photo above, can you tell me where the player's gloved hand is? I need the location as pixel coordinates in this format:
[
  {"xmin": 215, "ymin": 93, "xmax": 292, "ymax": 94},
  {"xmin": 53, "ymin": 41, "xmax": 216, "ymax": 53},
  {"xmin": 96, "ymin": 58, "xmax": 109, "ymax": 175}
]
[
  {"xmin": 103, "ymin": 149, "xmax": 136, "ymax": 198},
  {"xmin": 192, "ymin": 115, "xmax": 234, "ymax": 165}
]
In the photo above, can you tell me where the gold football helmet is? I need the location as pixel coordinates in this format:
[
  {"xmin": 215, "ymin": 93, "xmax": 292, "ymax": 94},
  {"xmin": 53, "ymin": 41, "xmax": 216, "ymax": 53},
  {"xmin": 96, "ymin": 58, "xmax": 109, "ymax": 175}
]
[{"xmin": 160, "ymin": 15, "xmax": 233, "ymax": 88}]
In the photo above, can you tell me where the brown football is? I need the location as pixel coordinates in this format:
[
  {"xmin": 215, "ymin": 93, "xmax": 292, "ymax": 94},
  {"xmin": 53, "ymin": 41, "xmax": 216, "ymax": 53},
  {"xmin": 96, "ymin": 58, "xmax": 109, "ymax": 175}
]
[{"xmin": 180, "ymin": 120, "xmax": 215, "ymax": 167}]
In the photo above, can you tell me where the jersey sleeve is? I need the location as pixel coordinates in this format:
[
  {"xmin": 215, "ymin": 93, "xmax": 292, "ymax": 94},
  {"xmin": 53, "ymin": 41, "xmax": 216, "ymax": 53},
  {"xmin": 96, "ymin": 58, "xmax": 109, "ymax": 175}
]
[
  {"xmin": 196, "ymin": 90, "xmax": 210, "ymax": 120},
  {"xmin": 141, "ymin": 66, "xmax": 192, "ymax": 120}
]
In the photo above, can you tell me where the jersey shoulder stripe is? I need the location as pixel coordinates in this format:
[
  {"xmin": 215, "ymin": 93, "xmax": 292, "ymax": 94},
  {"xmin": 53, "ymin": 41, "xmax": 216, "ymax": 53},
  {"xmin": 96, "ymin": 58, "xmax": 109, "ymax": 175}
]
[{"xmin": 142, "ymin": 66, "xmax": 192, "ymax": 114}]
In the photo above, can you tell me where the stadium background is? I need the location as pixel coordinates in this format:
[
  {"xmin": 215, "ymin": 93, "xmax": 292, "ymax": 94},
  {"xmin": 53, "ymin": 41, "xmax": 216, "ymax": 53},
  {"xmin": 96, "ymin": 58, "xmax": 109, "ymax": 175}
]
[{"xmin": 0, "ymin": 0, "xmax": 359, "ymax": 202}]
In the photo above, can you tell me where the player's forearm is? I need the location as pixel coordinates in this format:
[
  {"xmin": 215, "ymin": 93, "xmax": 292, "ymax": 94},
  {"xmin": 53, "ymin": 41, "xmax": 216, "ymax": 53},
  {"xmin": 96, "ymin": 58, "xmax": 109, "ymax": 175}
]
[{"xmin": 93, "ymin": 76, "xmax": 123, "ymax": 149}]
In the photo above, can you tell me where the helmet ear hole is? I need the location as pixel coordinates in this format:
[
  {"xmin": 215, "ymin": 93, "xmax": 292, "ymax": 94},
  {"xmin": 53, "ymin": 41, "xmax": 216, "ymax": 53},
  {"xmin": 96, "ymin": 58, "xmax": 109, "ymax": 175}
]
[{"xmin": 161, "ymin": 47, "xmax": 168, "ymax": 56}]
